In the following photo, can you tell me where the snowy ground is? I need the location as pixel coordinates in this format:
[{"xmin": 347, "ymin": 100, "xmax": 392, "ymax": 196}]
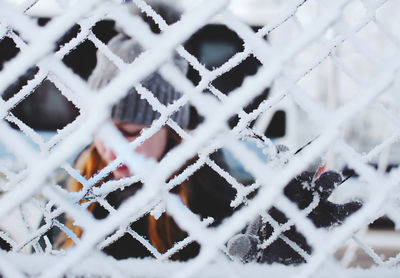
[{"xmin": 3, "ymin": 252, "xmax": 400, "ymax": 278}]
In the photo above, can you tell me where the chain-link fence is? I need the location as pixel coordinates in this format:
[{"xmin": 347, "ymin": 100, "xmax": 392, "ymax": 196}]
[{"xmin": 1, "ymin": 0, "xmax": 400, "ymax": 277}]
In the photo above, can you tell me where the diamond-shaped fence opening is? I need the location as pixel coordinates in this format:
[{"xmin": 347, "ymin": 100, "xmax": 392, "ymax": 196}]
[
  {"xmin": 185, "ymin": 24, "xmax": 246, "ymax": 71},
  {"xmin": 1, "ymin": 0, "xmax": 400, "ymax": 277},
  {"xmin": 6, "ymin": 79, "xmax": 80, "ymax": 130}
]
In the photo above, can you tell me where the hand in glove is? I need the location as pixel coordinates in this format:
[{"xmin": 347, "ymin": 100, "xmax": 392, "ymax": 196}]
[
  {"xmin": 284, "ymin": 170, "xmax": 362, "ymax": 228},
  {"xmin": 227, "ymin": 157, "xmax": 362, "ymax": 265}
]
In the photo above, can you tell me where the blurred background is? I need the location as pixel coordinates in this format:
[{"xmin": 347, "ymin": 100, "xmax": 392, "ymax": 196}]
[{"xmin": 1, "ymin": 0, "xmax": 400, "ymax": 267}]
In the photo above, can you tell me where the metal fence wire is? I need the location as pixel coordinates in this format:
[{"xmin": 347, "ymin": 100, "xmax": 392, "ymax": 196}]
[{"xmin": 1, "ymin": 0, "xmax": 400, "ymax": 277}]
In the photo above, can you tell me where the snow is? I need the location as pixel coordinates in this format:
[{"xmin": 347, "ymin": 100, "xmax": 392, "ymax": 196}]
[
  {"xmin": 2, "ymin": 253, "xmax": 400, "ymax": 278},
  {"xmin": 1, "ymin": 0, "xmax": 400, "ymax": 277}
]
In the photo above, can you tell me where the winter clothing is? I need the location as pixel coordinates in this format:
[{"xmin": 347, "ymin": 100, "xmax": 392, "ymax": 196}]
[
  {"xmin": 227, "ymin": 165, "xmax": 362, "ymax": 265},
  {"xmin": 56, "ymin": 138, "xmax": 236, "ymax": 260},
  {"xmin": 88, "ymin": 34, "xmax": 190, "ymax": 128},
  {"xmin": 55, "ymin": 1, "xmax": 363, "ymax": 265},
  {"xmin": 53, "ymin": 1, "xmax": 196, "ymax": 254},
  {"xmin": 57, "ymin": 138, "xmax": 362, "ymax": 264},
  {"xmin": 88, "ymin": 0, "xmax": 189, "ymax": 128}
]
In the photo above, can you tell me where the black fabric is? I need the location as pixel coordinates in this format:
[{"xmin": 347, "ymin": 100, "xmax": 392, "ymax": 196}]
[
  {"xmin": 94, "ymin": 151, "xmax": 237, "ymax": 260},
  {"xmin": 186, "ymin": 151, "xmax": 236, "ymax": 226},
  {"xmin": 0, "ymin": 237, "xmax": 11, "ymax": 252},
  {"xmin": 258, "ymin": 170, "xmax": 361, "ymax": 265},
  {"xmin": 101, "ymin": 216, "xmax": 152, "ymax": 260},
  {"xmin": 285, "ymin": 171, "xmax": 362, "ymax": 228},
  {"xmin": 96, "ymin": 150, "xmax": 236, "ymax": 260},
  {"xmin": 258, "ymin": 207, "xmax": 311, "ymax": 265},
  {"xmin": 92, "ymin": 183, "xmax": 152, "ymax": 259},
  {"xmin": 93, "ymin": 183, "xmax": 143, "ymax": 219}
]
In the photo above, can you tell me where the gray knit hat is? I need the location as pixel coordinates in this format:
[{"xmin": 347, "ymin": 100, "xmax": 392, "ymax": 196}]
[{"xmin": 88, "ymin": 3, "xmax": 190, "ymax": 127}]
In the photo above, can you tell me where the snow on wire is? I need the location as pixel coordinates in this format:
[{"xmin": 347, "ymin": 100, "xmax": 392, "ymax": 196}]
[{"xmin": 0, "ymin": 0, "xmax": 400, "ymax": 277}]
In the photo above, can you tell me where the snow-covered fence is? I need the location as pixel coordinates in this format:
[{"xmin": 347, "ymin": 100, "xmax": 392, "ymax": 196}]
[{"xmin": 1, "ymin": 0, "xmax": 400, "ymax": 277}]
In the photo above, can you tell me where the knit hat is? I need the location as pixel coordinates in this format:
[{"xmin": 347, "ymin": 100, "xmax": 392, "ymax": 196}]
[{"xmin": 88, "ymin": 3, "xmax": 190, "ymax": 127}]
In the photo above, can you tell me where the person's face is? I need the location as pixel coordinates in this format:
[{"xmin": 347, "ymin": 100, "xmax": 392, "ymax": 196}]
[{"xmin": 94, "ymin": 121, "xmax": 168, "ymax": 179}]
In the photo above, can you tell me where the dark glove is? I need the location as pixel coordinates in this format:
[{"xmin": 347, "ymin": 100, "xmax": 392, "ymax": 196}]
[
  {"xmin": 285, "ymin": 170, "xmax": 362, "ymax": 228},
  {"xmin": 227, "ymin": 162, "xmax": 362, "ymax": 264}
]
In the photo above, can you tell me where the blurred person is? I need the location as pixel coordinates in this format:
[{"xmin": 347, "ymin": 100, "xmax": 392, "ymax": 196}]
[
  {"xmin": 54, "ymin": 0, "xmax": 236, "ymax": 260},
  {"xmin": 55, "ymin": 0, "xmax": 362, "ymax": 264}
]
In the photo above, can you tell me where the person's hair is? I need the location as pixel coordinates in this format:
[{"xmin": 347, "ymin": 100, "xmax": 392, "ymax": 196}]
[{"xmin": 60, "ymin": 127, "xmax": 191, "ymax": 257}]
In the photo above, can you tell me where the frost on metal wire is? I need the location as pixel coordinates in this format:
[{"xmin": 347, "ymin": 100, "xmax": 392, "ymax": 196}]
[{"xmin": 0, "ymin": 0, "xmax": 399, "ymax": 277}]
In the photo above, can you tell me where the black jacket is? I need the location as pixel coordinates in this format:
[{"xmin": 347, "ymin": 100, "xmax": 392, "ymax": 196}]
[{"xmin": 92, "ymin": 150, "xmax": 236, "ymax": 260}]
